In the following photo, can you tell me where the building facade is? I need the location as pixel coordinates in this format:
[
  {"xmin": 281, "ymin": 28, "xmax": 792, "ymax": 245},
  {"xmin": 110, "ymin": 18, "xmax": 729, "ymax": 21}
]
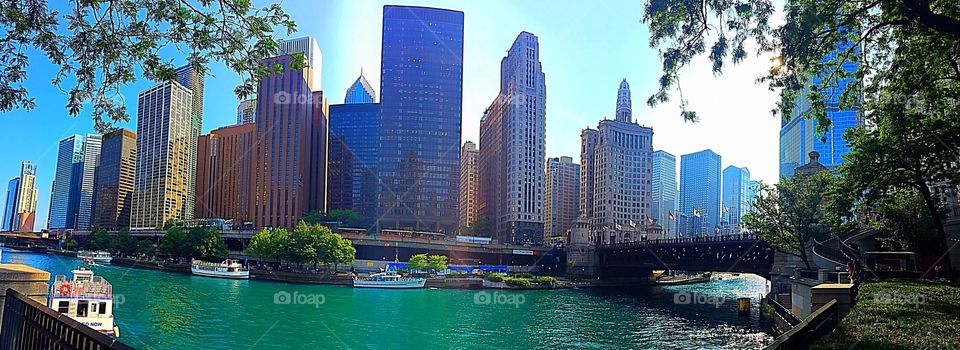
[
  {"xmin": 478, "ymin": 31, "xmax": 546, "ymax": 245},
  {"xmin": 721, "ymin": 165, "xmax": 751, "ymax": 228},
  {"xmin": 92, "ymin": 129, "xmax": 136, "ymax": 230},
  {"xmin": 195, "ymin": 123, "xmax": 256, "ymax": 223},
  {"xmin": 652, "ymin": 150, "xmax": 678, "ymax": 237},
  {"xmin": 580, "ymin": 80, "xmax": 654, "ymax": 244},
  {"xmin": 130, "ymin": 80, "xmax": 195, "ymax": 229},
  {"xmin": 251, "ymin": 50, "xmax": 328, "ymax": 228},
  {"xmin": 545, "ymin": 156, "xmax": 580, "ymax": 241},
  {"xmin": 278, "ymin": 36, "xmax": 323, "ymax": 89},
  {"xmin": 344, "ymin": 72, "xmax": 376, "ymax": 104},
  {"xmin": 174, "ymin": 65, "xmax": 204, "ymax": 222},
  {"xmin": 236, "ymin": 99, "xmax": 256, "ymax": 125},
  {"xmin": 459, "ymin": 141, "xmax": 479, "ymax": 230},
  {"xmin": 679, "ymin": 149, "xmax": 722, "ymax": 236},
  {"xmin": 328, "ymin": 87, "xmax": 379, "ymax": 229},
  {"xmin": 77, "ymin": 134, "xmax": 101, "ymax": 230},
  {"xmin": 2, "ymin": 178, "xmax": 18, "ymax": 231},
  {"xmin": 377, "ymin": 6, "xmax": 464, "ymax": 233},
  {"xmin": 48, "ymin": 136, "xmax": 85, "ymax": 230},
  {"xmin": 2, "ymin": 162, "xmax": 38, "ymax": 232}
]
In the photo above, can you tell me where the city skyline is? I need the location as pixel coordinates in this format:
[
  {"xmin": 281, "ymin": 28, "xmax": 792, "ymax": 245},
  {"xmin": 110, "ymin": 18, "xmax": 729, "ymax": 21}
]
[{"xmin": 0, "ymin": 1, "xmax": 780, "ymax": 231}]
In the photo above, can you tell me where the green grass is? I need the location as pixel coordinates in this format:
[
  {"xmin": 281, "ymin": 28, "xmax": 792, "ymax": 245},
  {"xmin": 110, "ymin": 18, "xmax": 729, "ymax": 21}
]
[{"xmin": 813, "ymin": 280, "xmax": 960, "ymax": 349}]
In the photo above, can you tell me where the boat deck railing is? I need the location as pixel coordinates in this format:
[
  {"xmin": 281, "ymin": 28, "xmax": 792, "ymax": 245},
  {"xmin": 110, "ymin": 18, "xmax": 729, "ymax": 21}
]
[
  {"xmin": 51, "ymin": 275, "xmax": 113, "ymax": 299},
  {"xmin": 0, "ymin": 289, "xmax": 133, "ymax": 349}
]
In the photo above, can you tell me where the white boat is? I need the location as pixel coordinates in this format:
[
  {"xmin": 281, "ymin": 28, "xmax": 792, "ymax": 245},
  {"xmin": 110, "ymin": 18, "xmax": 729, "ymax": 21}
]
[
  {"xmin": 48, "ymin": 268, "xmax": 120, "ymax": 337},
  {"xmin": 191, "ymin": 259, "xmax": 250, "ymax": 279},
  {"xmin": 353, "ymin": 270, "xmax": 426, "ymax": 289},
  {"xmin": 77, "ymin": 250, "xmax": 112, "ymax": 263}
]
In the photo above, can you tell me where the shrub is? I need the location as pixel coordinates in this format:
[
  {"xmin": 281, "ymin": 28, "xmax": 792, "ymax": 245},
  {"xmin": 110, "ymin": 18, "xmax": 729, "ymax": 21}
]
[
  {"xmin": 486, "ymin": 273, "xmax": 505, "ymax": 282},
  {"xmin": 504, "ymin": 277, "xmax": 532, "ymax": 288},
  {"xmin": 535, "ymin": 276, "xmax": 558, "ymax": 286}
]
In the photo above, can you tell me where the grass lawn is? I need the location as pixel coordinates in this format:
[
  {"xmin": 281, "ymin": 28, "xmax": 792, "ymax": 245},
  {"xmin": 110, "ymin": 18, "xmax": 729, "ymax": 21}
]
[{"xmin": 813, "ymin": 280, "xmax": 960, "ymax": 349}]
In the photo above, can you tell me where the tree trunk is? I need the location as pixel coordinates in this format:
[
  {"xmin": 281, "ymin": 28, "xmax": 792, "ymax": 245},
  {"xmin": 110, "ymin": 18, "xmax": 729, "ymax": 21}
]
[{"xmin": 917, "ymin": 181, "xmax": 954, "ymax": 276}]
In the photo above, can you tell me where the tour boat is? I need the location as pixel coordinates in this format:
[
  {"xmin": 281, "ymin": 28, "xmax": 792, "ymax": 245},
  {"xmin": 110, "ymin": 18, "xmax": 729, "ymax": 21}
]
[
  {"xmin": 48, "ymin": 268, "xmax": 120, "ymax": 337},
  {"xmin": 353, "ymin": 270, "xmax": 426, "ymax": 289},
  {"xmin": 77, "ymin": 250, "xmax": 112, "ymax": 263},
  {"xmin": 191, "ymin": 259, "xmax": 250, "ymax": 279},
  {"xmin": 82, "ymin": 257, "xmax": 97, "ymax": 266},
  {"xmin": 655, "ymin": 272, "xmax": 712, "ymax": 285}
]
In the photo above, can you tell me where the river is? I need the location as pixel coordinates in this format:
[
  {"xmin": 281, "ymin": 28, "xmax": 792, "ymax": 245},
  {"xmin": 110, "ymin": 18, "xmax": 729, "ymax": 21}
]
[{"xmin": 2, "ymin": 248, "xmax": 773, "ymax": 349}]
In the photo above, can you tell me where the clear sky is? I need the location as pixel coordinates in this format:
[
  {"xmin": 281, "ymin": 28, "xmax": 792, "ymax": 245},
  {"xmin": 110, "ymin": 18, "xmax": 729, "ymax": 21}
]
[{"xmin": 0, "ymin": 0, "xmax": 782, "ymax": 230}]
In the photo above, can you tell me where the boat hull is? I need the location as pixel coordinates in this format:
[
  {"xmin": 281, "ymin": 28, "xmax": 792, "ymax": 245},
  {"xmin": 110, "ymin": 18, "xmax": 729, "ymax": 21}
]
[
  {"xmin": 353, "ymin": 278, "xmax": 426, "ymax": 289},
  {"xmin": 191, "ymin": 268, "xmax": 250, "ymax": 279}
]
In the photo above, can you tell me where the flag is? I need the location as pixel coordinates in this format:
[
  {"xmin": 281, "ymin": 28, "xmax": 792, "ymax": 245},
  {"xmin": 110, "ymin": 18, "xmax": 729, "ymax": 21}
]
[
  {"xmin": 693, "ymin": 209, "xmax": 701, "ymax": 218},
  {"xmin": 669, "ymin": 212, "xmax": 676, "ymax": 221},
  {"xmin": 631, "ymin": 219, "xmax": 638, "ymax": 227},
  {"xmin": 722, "ymin": 206, "xmax": 729, "ymax": 213},
  {"xmin": 615, "ymin": 223, "xmax": 623, "ymax": 230}
]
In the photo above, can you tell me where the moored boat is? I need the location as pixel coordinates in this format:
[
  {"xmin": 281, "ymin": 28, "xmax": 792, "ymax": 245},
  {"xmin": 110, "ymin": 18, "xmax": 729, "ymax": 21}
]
[
  {"xmin": 655, "ymin": 272, "xmax": 712, "ymax": 285},
  {"xmin": 353, "ymin": 270, "xmax": 426, "ymax": 289},
  {"xmin": 77, "ymin": 250, "xmax": 112, "ymax": 263},
  {"xmin": 48, "ymin": 268, "xmax": 120, "ymax": 337},
  {"xmin": 191, "ymin": 259, "xmax": 250, "ymax": 279}
]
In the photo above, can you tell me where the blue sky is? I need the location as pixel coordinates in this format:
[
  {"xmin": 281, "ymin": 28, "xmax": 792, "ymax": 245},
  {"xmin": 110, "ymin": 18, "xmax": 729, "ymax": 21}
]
[{"xmin": 0, "ymin": 0, "xmax": 781, "ymax": 230}]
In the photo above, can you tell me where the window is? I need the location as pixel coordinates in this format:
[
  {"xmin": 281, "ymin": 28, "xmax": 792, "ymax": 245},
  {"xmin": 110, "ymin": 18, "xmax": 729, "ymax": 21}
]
[{"xmin": 58, "ymin": 301, "xmax": 69, "ymax": 314}]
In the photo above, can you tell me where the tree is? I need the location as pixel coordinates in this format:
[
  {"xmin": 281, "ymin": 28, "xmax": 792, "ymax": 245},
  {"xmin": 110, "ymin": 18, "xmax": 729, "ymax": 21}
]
[
  {"xmin": 158, "ymin": 226, "xmax": 189, "ymax": 258},
  {"xmin": 62, "ymin": 239, "xmax": 78, "ymax": 250},
  {"xmin": 245, "ymin": 228, "xmax": 278, "ymax": 267},
  {"xmin": 470, "ymin": 218, "xmax": 492, "ymax": 237},
  {"xmin": 286, "ymin": 221, "xmax": 318, "ymax": 269},
  {"xmin": 300, "ymin": 210, "xmax": 323, "ymax": 226},
  {"xmin": 868, "ymin": 188, "xmax": 941, "ymax": 255},
  {"xmin": 326, "ymin": 209, "xmax": 361, "ymax": 227},
  {"xmin": 190, "ymin": 226, "xmax": 228, "ymax": 261},
  {"xmin": 114, "ymin": 228, "xmax": 138, "ymax": 256},
  {"xmin": 742, "ymin": 172, "xmax": 833, "ymax": 269},
  {"xmin": 333, "ymin": 235, "xmax": 356, "ymax": 272},
  {"xmin": 87, "ymin": 229, "xmax": 113, "ymax": 251},
  {"xmin": 427, "ymin": 255, "xmax": 448, "ymax": 272},
  {"xmin": 407, "ymin": 253, "xmax": 429, "ymax": 272},
  {"xmin": 136, "ymin": 240, "xmax": 155, "ymax": 255},
  {"xmin": 0, "ymin": 1, "xmax": 300, "ymax": 131}
]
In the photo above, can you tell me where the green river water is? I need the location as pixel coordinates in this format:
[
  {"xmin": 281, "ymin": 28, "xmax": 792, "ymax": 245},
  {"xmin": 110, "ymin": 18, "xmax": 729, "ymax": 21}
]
[{"xmin": 2, "ymin": 248, "xmax": 773, "ymax": 349}]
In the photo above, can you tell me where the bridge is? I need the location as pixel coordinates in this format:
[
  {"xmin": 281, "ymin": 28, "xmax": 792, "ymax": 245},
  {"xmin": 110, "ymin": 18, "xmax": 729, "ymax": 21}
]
[{"xmin": 594, "ymin": 234, "xmax": 776, "ymax": 278}]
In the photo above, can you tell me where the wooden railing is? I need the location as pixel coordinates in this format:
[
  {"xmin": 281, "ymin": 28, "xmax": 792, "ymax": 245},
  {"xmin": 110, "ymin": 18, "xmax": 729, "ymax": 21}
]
[
  {"xmin": 0, "ymin": 288, "xmax": 133, "ymax": 350},
  {"xmin": 764, "ymin": 299, "xmax": 839, "ymax": 350}
]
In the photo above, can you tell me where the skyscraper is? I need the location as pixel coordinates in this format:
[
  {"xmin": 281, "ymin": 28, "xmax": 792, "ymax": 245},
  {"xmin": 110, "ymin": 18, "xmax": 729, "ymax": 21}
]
[
  {"xmin": 252, "ymin": 44, "xmax": 328, "ymax": 228},
  {"xmin": 93, "ymin": 129, "xmax": 136, "ymax": 230},
  {"xmin": 579, "ymin": 128, "xmax": 599, "ymax": 221},
  {"xmin": 377, "ymin": 6, "xmax": 463, "ymax": 233},
  {"xmin": 195, "ymin": 123, "xmax": 256, "ymax": 222},
  {"xmin": 48, "ymin": 136, "xmax": 85, "ymax": 230},
  {"xmin": 328, "ymin": 101, "xmax": 379, "ymax": 228},
  {"xmin": 77, "ymin": 134, "xmax": 101, "ymax": 229},
  {"xmin": 344, "ymin": 71, "xmax": 376, "ymax": 104},
  {"xmin": 679, "ymin": 149, "xmax": 722, "ymax": 236},
  {"xmin": 175, "ymin": 64, "xmax": 204, "ymax": 222},
  {"xmin": 459, "ymin": 141, "xmax": 479, "ymax": 230},
  {"xmin": 722, "ymin": 165, "xmax": 751, "ymax": 228},
  {"xmin": 580, "ymin": 80, "xmax": 654, "ymax": 244},
  {"xmin": 236, "ymin": 99, "xmax": 256, "ymax": 125},
  {"xmin": 545, "ymin": 156, "xmax": 580, "ymax": 241},
  {"xmin": 652, "ymin": 150, "xmax": 678, "ymax": 237},
  {"xmin": 130, "ymin": 80, "xmax": 195, "ymax": 229},
  {"xmin": 478, "ymin": 31, "xmax": 546, "ymax": 245},
  {"xmin": 278, "ymin": 36, "xmax": 323, "ymax": 90},
  {"xmin": 2, "ymin": 162, "xmax": 38, "ymax": 232}
]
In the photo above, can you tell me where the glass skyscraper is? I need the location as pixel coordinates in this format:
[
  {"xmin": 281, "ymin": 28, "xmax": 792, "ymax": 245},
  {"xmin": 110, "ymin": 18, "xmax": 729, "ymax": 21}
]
[
  {"xmin": 377, "ymin": 6, "xmax": 464, "ymax": 233},
  {"xmin": 329, "ymin": 98, "xmax": 380, "ymax": 229},
  {"xmin": 721, "ymin": 165, "xmax": 751, "ymax": 227},
  {"xmin": 652, "ymin": 150, "xmax": 677, "ymax": 237},
  {"xmin": 344, "ymin": 72, "xmax": 376, "ymax": 104},
  {"xmin": 680, "ymin": 149, "xmax": 722, "ymax": 236},
  {"xmin": 48, "ymin": 135, "xmax": 85, "ymax": 230}
]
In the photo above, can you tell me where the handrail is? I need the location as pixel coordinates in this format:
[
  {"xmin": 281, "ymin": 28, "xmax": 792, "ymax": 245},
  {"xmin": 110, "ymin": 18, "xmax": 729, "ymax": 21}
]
[
  {"xmin": 764, "ymin": 299, "xmax": 839, "ymax": 350},
  {"xmin": 600, "ymin": 234, "xmax": 760, "ymax": 248},
  {"xmin": 0, "ymin": 288, "xmax": 134, "ymax": 349}
]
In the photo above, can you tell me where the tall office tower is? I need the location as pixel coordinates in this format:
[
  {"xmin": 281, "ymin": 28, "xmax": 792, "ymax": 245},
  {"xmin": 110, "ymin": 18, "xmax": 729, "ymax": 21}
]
[
  {"xmin": 174, "ymin": 65, "xmax": 204, "ymax": 222},
  {"xmin": 48, "ymin": 136, "xmax": 85, "ymax": 229},
  {"xmin": 328, "ymin": 101, "xmax": 379, "ymax": 228},
  {"xmin": 236, "ymin": 99, "xmax": 257, "ymax": 125},
  {"xmin": 278, "ymin": 36, "xmax": 323, "ymax": 90},
  {"xmin": 77, "ymin": 134, "xmax": 101, "ymax": 229},
  {"xmin": 580, "ymin": 80, "xmax": 654, "ymax": 244},
  {"xmin": 579, "ymin": 128, "xmax": 599, "ymax": 221},
  {"xmin": 477, "ymin": 32, "xmax": 546, "ymax": 245},
  {"xmin": 377, "ymin": 6, "xmax": 463, "ymax": 233},
  {"xmin": 195, "ymin": 124, "xmax": 256, "ymax": 222},
  {"xmin": 3, "ymin": 162, "xmax": 38, "ymax": 232},
  {"xmin": 344, "ymin": 71, "xmax": 376, "ymax": 104},
  {"xmin": 252, "ymin": 47, "xmax": 328, "ymax": 228},
  {"xmin": 545, "ymin": 156, "xmax": 580, "ymax": 241},
  {"xmin": 721, "ymin": 165, "xmax": 751, "ymax": 227},
  {"xmin": 615, "ymin": 79, "xmax": 632, "ymax": 123},
  {"xmin": 130, "ymin": 80, "xmax": 195, "ymax": 229},
  {"xmin": 747, "ymin": 179, "xmax": 761, "ymax": 213},
  {"xmin": 779, "ymin": 41, "xmax": 860, "ymax": 177},
  {"xmin": 652, "ymin": 150, "xmax": 678, "ymax": 237},
  {"xmin": 2, "ymin": 178, "xmax": 18, "ymax": 231},
  {"xmin": 93, "ymin": 129, "xmax": 136, "ymax": 230},
  {"xmin": 459, "ymin": 141, "xmax": 479, "ymax": 230},
  {"xmin": 680, "ymin": 149, "xmax": 722, "ymax": 236}
]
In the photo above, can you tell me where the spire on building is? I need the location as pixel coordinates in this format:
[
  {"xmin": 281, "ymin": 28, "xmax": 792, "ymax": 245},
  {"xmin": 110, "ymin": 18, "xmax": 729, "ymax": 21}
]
[
  {"xmin": 344, "ymin": 70, "xmax": 377, "ymax": 104},
  {"xmin": 616, "ymin": 78, "xmax": 632, "ymax": 123}
]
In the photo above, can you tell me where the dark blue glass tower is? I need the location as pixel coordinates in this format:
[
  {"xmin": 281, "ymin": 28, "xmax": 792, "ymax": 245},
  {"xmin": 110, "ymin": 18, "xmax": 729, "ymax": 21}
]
[
  {"xmin": 377, "ymin": 6, "xmax": 464, "ymax": 233},
  {"xmin": 679, "ymin": 149, "xmax": 722, "ymax": 236},
  {"xmin": 329, "ymin": 102, "xmax": 380, "ymax": 229}
]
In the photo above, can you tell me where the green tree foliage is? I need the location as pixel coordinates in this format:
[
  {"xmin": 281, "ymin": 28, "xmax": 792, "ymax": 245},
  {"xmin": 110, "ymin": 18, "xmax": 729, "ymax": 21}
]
[
  {"xmin": 469, "ymin": 217, "xmax": 492, "ymax": 237},
  {"xmin": 407, "ymin": 253, "xmax": 429, "ymax": 271},
  {"xmin": 158, "ymin": 226, "xmax": 189, "ymax": 258},
  {"xmin": 742, "ymin": 172, "xmax": 833, "ymax": 269},
  {"xmin": 326, "ymin": 209, "xmax": 361, "ymax": 227},
  {"xmin": 87, "ymin": 229, "xmax": 113, "ymax": 251},
  {"xmin": 62, "ymin": 239, "xmax": 78, "ymax": 250},
  {"xmin": 136, "ymin": 240, "xmax": 155, "ymax": 255},
  {"xmin": 113, "ymin": 228, "xmax": 138, "ymax": 255},
  {"xmin": 869, "ymin": 188, "xmax": 941, "ymax": 255},
  {"xmin": 245, "ymin": 228, "xmax": 277, "ymax": 265},
  {"xmin": 427, "ymin": 255, "xmax": 448, "ymax": 272},
  {"xmin": 300, "ymin": 210, "xmax": 323, "ymax": 226},
  {"xmin": 190, "ymin": 227, "xmax": 228, "ymax": 261},
  {"xmin": 242, "ymin": 222, "xmax": 355, "ymax": 270},
  {"xmin": 0, "ymin": 0, "xmax": 300, "ymax": 131}
]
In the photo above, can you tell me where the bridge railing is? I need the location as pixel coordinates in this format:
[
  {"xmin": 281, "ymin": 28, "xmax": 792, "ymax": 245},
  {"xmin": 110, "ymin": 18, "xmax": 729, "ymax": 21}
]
[
  {"xmin": 601, "ymin": 234, "xmax": 760, "ymax": 248},
  {"xmin": 0, "ymin": 288, "xmax": 134, "ymax": 350}
]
